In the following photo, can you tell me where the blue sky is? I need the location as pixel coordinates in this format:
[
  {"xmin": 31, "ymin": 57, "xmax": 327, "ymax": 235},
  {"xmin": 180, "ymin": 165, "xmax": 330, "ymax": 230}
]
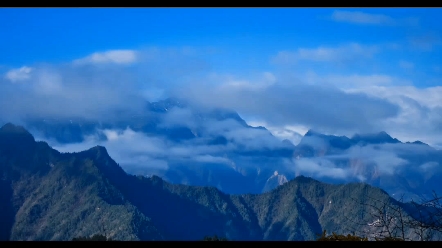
[
  {"xmin": 1, "ymin": 8, "xmax": 442, "ymax": 147},
  {"xmin": 2, "ymin": 8, "xmax": 441, "ymax": 81}
]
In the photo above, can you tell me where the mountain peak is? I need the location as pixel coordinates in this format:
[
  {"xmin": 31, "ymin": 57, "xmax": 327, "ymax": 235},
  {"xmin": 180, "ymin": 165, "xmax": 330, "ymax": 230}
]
[
  {"xmin": 406, "ymin": 140, "xmax": 430, "ymax": 146},
  {"xmin": 87, "ymin": 145, "xmax": 109, "ymax": 157},
  {"xmin": 282, "ymin": 139, "xmax": 295, "ymax": 148},
  {"xmin": 352, "ymin": 131, "xmax": 390, "ymax": 139},
  {"xmin": 377, "ymin": 131, "xmax": 392, "ymax": 139},
  {"xmin": 147, "ymin": 97, "xmax": 187, "ymax": 113},
  {"xmin": 80, "ymin": 145, "xmax": 130, "ymax": 184},
  {"xmin": 351, "ymin": 131, "xmax": 400, "ymax": 145},
  {"xmin": 1, "ymin": 123, "xmax": 31, "ymax": 134},
  {"xmin": 0, "ymin": 123, "xmax": 35, "ymax": 142},
  {"xmin": 304, "ymin": 129, "xmax": 320, "ymax": 137},
  {"xmin": 293, "ymin": 175, "xmax": 318, "ymax": 184}
]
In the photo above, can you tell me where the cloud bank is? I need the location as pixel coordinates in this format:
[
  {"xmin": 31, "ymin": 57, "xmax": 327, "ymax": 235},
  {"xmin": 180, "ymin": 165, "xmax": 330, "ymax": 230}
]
[
  {"xmin": 173, "ymin": 75, "xmax": 400, "ymax": 136},
  {"xmin": 2, "ymin": 46, "xmax": 442, "ymax": 149}
]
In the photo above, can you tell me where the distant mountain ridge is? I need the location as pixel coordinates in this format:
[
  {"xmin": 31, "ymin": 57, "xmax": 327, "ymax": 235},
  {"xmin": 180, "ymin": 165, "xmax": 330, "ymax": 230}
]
[
  {"xmin": 5, "ymin": 98, "xmax": 442, "ymax": 201},
  {"xmin": 0, "ymin": 123, "xmax": 434, "ymax": 241},
  {"xmin": 294, "ymin": 128, "xmax": 442, "ymax": 201},
  {"xmin": 298, "ymin": 129, "xmax": 411, "ymax": 154},
  {"xmin": 19, "ymin": 98, "xmax": 294, "ymax": 194}
]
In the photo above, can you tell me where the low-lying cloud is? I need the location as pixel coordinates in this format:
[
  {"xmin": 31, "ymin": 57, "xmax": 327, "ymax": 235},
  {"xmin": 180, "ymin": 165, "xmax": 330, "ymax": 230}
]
[
  {"xmin": 345, "ymin": 86, "xmax": 442, "ymax": 147},
  {"xmin": 2, "ymin": 46, "xmax": 441, "ymax": 164},
  {"xmin": 43, "ymin": 110, "xmax": 294, "ymax": 174},
  {"xmin": 174, "ymin": 77, "xmax": 400, "ymax": 136},
  {"xmin": 47, "ymin": 127, "xmax": 225, "ymax": 172},
  {"xmin": 294, "ymin": 158, "xmax": 349, "ymax": 179},
  {"xmin": 290, "ymin": 141, "xmax": 441, "ymax": 186}
]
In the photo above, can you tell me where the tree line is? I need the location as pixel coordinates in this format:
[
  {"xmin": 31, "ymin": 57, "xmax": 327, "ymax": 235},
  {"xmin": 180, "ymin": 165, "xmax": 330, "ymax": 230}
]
[{"xmin": 72, "ymin": 192, "xmax": 442, "ymax": 241}]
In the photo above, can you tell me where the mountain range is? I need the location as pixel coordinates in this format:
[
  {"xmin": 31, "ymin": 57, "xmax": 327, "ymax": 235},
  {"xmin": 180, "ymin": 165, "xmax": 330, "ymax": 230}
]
[
  {"xmin": 4, "ymin": 98, "xmax": 442, "ymax": 202},
  {"xmin": 1, "ymin": 123, "xmax": 436, "ymax": 241}
]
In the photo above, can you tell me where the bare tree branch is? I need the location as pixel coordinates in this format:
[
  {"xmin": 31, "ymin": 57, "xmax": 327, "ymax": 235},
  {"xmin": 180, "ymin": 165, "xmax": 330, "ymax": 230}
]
[{"xmin": 336, "ymin": 191, "xmax": 442, "ymax": 241}]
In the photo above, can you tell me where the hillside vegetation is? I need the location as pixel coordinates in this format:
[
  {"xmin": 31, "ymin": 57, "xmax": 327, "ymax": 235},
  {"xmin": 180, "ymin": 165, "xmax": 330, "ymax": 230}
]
[{"xmin": 0, "ymin": 123, "xmax": 439, "ymax": 241}]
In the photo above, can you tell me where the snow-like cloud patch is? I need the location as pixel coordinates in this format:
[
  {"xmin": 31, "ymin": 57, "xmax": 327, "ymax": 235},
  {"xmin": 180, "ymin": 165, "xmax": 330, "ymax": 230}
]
[
  {"xmin": 5, "ymin": 66, "xmax": 33, "ymax": 82},
  {"xmin": 272, "ymin": 43, "xmax": 378, "ymax": 64},
  {"xmin": 73, "ymin": 50, "xmax": 137, "ymax": 65}
]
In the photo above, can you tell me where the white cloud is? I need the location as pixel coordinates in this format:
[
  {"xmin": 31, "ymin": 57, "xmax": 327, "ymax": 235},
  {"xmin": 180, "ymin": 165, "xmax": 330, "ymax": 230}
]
[
  {"xmin": 156, "ymin": 107, "xmax": 198, "ymax": 130},
  {"xmin": 420, "ymin": 161, "xmax": 438, "ymax": 171},
  {"xmin": 294, "ymin": 158, "xmax": 349, "ymax": 179},
  {"xmin": 347, "ymin": 145, "xmax": 409, "ymax": 175},
  {"xmin": 73, "ymin": 50, "xmax": 137, "ymax": 65},
  {"xmin": 175, "ymin": 73, "xmax": 400, "ymax": 137},
  {"xmin": 2, "ymin": 46, "xmax": 438, "ymax": 154},
  {"xmin": 270, "ymin": 129, "xmax": 303, "ymax": 145},
  {"xmin": 34, "ymin": 69, "xmax": 63, "ymax": 95},
  {"xmin": 102, "ymin": 129, "xmax": 120, "ymax": 141},
  {"xmin": 304, "ymin": 72, "xmax": 403, "ymax": 89},
  {"xmin": 247, "ymin": 120, "xmax": 267, "ymax": 128},
  {"xmin": 331, "ymin": 10, "xmax": 396, "ymax": 25},
  {"xmin": 167, "ymin": 67, "xmax": 439, "ymax": 149},
  {"xmin": 298, "ymin": 74, "xmax": 442, "ymax": 146},
  {"xmin": 193, "ymin": 155, "xmax": 231, "ymax": 164},
  {"xmin": 263, "ymin": 72, "xmax": 277, "ymax": 84},
  {"xmin": 272, "ymin": 43, "xmax": 378, "ymax": 64},
  {"xmin": 345, "ymin": 86, "xmax": 442, "ymax": 147},
  {"xmin": 4, "ymin": 66, "xmax": 33, "ymax": 82},
  {"xmin": 48, "ymin": 126, "xmax": 239, "ymax": 173},
  {"xmin": 217, "ymin": 72, "xmax": 277, "ymax": 91},
  {"xmin": 347, "ymin": 86, "xmax": 442, "ymax": 109},
  {"xmin": 248, "ymin": 121, "xmax": 306, "ymax": 145},
  {"xmin": 284, "ymin": 125, "xmax": 310, "ymax": 136},
  {"xmin": 290, "ymin": 142, "xmax": 434, "ymax": 185},
  {"xmin": 0, "ymin": 59, "xmax": 148, "ymax": 122},
  {"xmin": 330, "ymin": 10, "xmax": 420, "ymax": 30}
]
